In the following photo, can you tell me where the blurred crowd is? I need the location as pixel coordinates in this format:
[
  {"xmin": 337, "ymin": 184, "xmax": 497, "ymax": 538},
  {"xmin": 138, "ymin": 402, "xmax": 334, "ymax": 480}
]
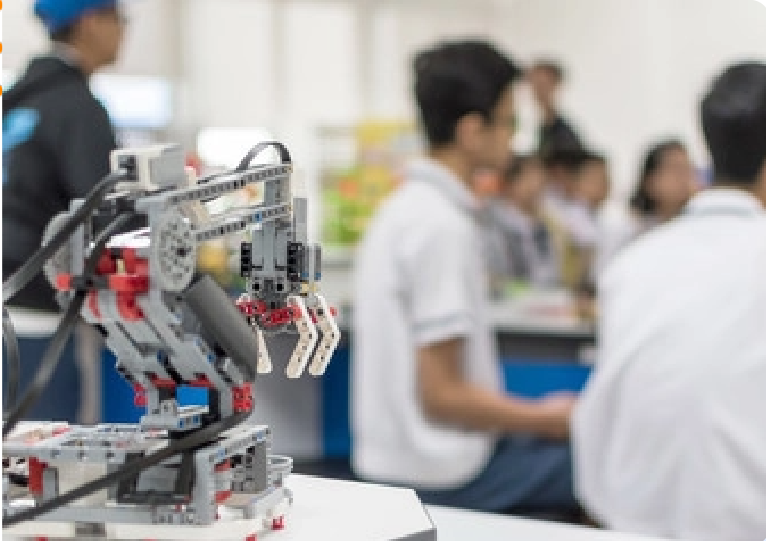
[
  {"xmin": 479, "ymin": 60, "xmax": 700, "ymax": 312},
  {"xmin": 353, "ymin": 38, "xmax": 766, "ymax": 541}
]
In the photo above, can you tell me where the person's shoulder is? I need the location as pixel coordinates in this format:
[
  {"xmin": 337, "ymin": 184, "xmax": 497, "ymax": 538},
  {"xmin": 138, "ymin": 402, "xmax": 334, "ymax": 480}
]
[
  {"xmin": 386, "ymin": 179, "xmax": 468, "ymax": 229},
  {"xmin": 601, "ymin": 221, "xmax": 672, "ymax": 281},
  {"xmin": 27, "ymin": 77, "xmax": 110, "ymax": 131}
]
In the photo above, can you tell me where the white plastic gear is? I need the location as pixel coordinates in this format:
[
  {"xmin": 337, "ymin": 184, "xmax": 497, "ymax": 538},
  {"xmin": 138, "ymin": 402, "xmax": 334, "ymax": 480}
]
[
  {"xmin": 150, "ymin": 210, "xmax": 197, "ymax": 292},
  {"xmin": 41, "ymin": 211, "xmax": 74, "ymax": 287}
]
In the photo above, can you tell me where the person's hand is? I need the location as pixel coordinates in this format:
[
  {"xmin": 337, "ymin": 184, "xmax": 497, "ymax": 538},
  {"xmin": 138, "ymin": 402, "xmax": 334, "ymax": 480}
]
[{"xmin": 535, "ymin": 391, "xmax": 577, "ymax": 440}]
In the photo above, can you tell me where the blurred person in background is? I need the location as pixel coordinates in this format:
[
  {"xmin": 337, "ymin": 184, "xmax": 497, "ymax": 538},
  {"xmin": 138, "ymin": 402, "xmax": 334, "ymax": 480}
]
[
  {"xmin": 2, "ymin": 0, "xmax": 126, "ymax": 423},
  {"xmin": 597, "ymin": 139, "xmax": 697, "ymax": 273},
  {"xmin": 567, "ymin": 151, "xmax": 611, "ymax": 264},
  {"xmin": 353, "ymin": 40, "xmax": 578, "ymax": 515},
  {"xmin": 528, "ymin": 59, "xmax": 584, "ymax": 156},
  {"xmin": 574, "ymin": 152, "xmax": 610, "ymax": 213},
  {"xmin": 570, "ymin": 152, "xmax": 611, "ymax": 317},
  {"xmin": 540, "ymin": 147, "xmax": 593, "ymax": 290},
  {"xmin": 630, "ymin": 138, "xmax": 697, "ymax": 232},
  {"xmin": 484, "ymin": 155, "xmax": 560, "ymax": 291},
  {"xmin": 573, "ymin": 61, "xmax": 766, "ymax": 541},
  {"xmin": 541, "ymin": 146, "xmax": 583, "ymax": 218}
]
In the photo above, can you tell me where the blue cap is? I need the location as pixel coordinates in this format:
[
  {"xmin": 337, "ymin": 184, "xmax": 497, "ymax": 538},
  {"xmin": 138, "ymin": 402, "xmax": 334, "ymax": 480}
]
[{"xmin": 34, "ymin": 0, "xmax": 118, "ymax": 33}]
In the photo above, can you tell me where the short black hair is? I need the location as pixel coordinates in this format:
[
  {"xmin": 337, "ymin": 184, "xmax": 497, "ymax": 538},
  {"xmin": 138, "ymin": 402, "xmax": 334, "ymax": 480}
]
[
  {"xmin": 579, "ymin": 150, "xmax": 607, "ymax": 168},
  {"xmin": 701, "ymin": 62, "xmax": 766, "ymax": 186},
  {"xmin": 414, "ymin": 40, "xmax": 521, "ymax": 147},
  {"xmin": 50, "ymin": 24, "xmax": 76, "ymax": 43},
  {"xmin": 504, "ymin": 154, "xmax": 541, "ymax": 185},
  {"xmin": 540, "ymin": 146, "xmax": 587, "ymax": 171},
  {"xmin": 532, "ymin": 59, "xmax": 565, "ymax": 84},
  {"xmin": 631, "ymin": 138, "xmax": 686, "ymax": 216}
]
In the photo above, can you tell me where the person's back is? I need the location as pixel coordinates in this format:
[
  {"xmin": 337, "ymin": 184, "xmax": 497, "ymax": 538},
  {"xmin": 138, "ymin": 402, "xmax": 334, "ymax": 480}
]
[
  {"xmin": 353, "ymin": 40, "xmax": 576, "ymax": 515},
  {"xmin": 484, "ymin": 155, "xmax": 560, "ymax": 288},
  {"xmin": 573, "ymin": 62, "xmax": 766, "ymax": 541},
  {"xmin": 3, "ymin": 0, "xmax": 124, "ymax": 311},
  {"xmin": 4, "ymin": 56, "xmax": 116, "ymax": 310},
  {"xmin": 354, "ymin": 162, "xmax": 497, "ymax": 487}
]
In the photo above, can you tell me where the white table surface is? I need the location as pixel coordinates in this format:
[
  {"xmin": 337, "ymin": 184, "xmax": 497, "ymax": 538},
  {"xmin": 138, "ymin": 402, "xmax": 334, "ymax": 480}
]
[
  {"xmin": 278, "ymin": 475, "xmax": 671, "ymax": 541},
  {"xmin": 4, "ymin": 474, "xmax": 673, "ymax": 541},
  {"xmin": 426, "ymin": 504, "xmax": 671, "ymax": 541}
]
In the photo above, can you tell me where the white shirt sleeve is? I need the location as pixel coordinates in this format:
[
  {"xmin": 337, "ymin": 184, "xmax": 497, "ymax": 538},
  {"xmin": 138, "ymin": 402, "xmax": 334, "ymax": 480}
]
[
  {"xmin": 566, "ymin": 203, "xmax": 599, "ymax": 248},
  {"xmin": 404, "ymin": 224, "xmax": 476, "ymax": 347}
]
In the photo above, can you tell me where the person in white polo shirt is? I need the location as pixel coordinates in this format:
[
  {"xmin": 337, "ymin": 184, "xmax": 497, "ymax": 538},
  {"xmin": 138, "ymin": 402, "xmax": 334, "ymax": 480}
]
[
  {"xmin": 352, "ymin": 40, "xmax": 577, "ymax": 514},
  {"xmin": 573, "ymin": 62, "xmax": 766, "ymax": 541}
]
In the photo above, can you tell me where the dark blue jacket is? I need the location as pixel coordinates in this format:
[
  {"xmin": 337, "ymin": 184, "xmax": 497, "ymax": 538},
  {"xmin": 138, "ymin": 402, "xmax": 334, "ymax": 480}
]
[{"xmin": 3, "ymin": 55, "xmax": 116, "ymax": 310}]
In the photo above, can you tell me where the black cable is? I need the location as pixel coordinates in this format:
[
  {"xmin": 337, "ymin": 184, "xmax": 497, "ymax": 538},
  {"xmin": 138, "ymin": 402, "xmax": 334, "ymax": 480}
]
[
  {"xmin": 2, "ymin": 307, "xmax": 21, "ymax": 414},
  {"xmin": 3, "ymin": 144, "xmax": 284, "ymax": 524},
  {"xmin": 2, "ymin": 170, "xmax": 127, "ymax": 304},
  {"xmin": 196, "ymin": 142, "xmax": 291, "ymax": 203},
  {"xmin": 2, "ymin": 213, "xmax": 134, "ymax": 438},
  {"xmin": 2, "ymin": 293, "xmax": 86, "ymax": 439},
  {"xmin": 3, "ymin": 412, "xmax": 248, "ymax": 527},
  {"xmin": 236, "ymin": 141, "xmax": 292, "ymax": 171}
]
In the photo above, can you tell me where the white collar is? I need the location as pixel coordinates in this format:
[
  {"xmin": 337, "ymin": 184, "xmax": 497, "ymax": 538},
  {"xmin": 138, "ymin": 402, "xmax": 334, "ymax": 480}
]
[
  {"xmin": 490, "ymin": 200, "xmax": 537, "ymax": 234},
  {"xmin": 405, "ymin": 157, "xmax": 480, "ymax": 214},
  {"xmin": 51, "ymin": 44, "xmax": 83, "ymax": 70},
  {"xmin": 684, "ymin": 188, "xmax": 765, "ymax": 217}
]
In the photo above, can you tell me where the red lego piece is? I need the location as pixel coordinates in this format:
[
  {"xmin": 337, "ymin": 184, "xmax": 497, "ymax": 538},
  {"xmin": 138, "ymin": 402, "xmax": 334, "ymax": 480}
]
[
  {"xmin": 245, "ymin": 535, "xmax": 257, "ymax": 541},
  {"xmin": 188, "ymin": 374, "xmax": 214, "ymax": 388},
  {"xmin": 116, "ymin": 292, "xmax": 144, "ymax": 321},
  {"xmin": 122, "ymin": 248, "xmax": 138, "ymax": 274},
  {"xmin": 215, "ymin": 490, "xmax": 232, "ymax": 503},
  {"xmin": 108, "ymin": 275, "xmax": 149, "ymax": 293},
  {"xmin": 52, "ymin": 426, "xmax": 71, "ymax": 436},
  {"xmin": 135, "ymin": 258, "xmax": 149, "ymax": 276},
  {"xmin": 148, "ymin": 374, "xmax": 176, "ymax": 389},
  {"xmin": 87, "ymin": 291, "xmax": 102, "ymax": 320},
  {"xmin": 214, "ymin": 461, "xmax": 233, "ymax": 502},
  {"xmin": 271, "ymin": 516, "xmax": 285, "ymax": 530},
  {"xmin": 232, "ymin": 383, "xmax": 253, "ymax": 412},
  {"xmin": 96, "ymin": 252, "xmax": 117, "ymax": 275},
  {"xmin": 236, "ymin": 300, "xmax": 254, "ymax": 317},
  {"xmin": 28, "ymin": 458, "xmax": 47, "ymax": 495},
  {"xmin": 55, "ymin": 274, "xmax": 73, "ymax": 291},
  {"xmin": 133, "ymin": 384, "xmax": 148, "ymax": 407},
  {"xmin": 261, "ymin": 306, "xmax": 298, "ymax": 328}
]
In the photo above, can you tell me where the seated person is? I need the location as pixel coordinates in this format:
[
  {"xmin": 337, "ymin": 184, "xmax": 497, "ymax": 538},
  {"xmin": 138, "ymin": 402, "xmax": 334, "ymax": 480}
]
[
  {"xmin": 353, "ymin": 40, "xmax": 577, "ymax": 514},
  {"xmin": 484, "ymin": 155, "xmax": 560, "ymax": 288},
  {"xmin": 569, "ymin": 152, "xmax": 611, "ymax": 314},
  {"xmin": 598, "ymin": 139, "xmax": 697, "ymax": 274},
  {"xmin": 573, "ymin": 62, "xmax": 766, "ymax": 540},
  {"xmin": 574, "ymin": 152, "xmax": 610, "ymax": 214},
  {"xmin": 630, "ymin": 138, "xmax": 698, "ymax": 229},
  {"xmin": 540, "ymin": 147, "xmax": 593, "ymax": 290}
]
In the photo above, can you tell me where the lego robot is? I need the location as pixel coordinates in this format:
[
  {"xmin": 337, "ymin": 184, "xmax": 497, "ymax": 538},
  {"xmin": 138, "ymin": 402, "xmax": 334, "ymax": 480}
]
[{"xmin": 2, "ymin": 143, "xmax": 340, "ymax": 540}]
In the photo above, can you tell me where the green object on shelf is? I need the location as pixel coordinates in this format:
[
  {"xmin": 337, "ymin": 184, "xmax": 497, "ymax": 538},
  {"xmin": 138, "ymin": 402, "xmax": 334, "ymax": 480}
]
[{"xmin": 506, "ymin": 279, "xmax": 532, "ymax": 298}]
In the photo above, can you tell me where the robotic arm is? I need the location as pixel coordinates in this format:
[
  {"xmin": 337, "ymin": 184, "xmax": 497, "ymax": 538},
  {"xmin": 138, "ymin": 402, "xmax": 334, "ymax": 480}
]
[{"xmin": 3, "ymin": 142, "xmax": 340, "ymax": 539}]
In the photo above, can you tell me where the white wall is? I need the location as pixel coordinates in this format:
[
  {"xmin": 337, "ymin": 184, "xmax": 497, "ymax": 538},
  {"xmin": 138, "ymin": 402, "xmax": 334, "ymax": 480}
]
[
  {"xmin": 498, "ymin": 0, "xmax": 766, "ymax": 197},
  {"xmin": 2, "ymin": 0, "xmax": 180, "ymax": 78},
  {"xmin": 5, "ymin": 0, "xmax": 766, "ymax": 196}
]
